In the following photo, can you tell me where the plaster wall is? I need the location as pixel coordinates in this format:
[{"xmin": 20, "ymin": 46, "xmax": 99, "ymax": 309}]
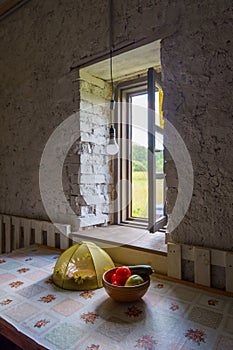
[
  {"xmin": 163, "ymin": 3, "xmax": 233, "ymax": 250},
  {"xmin": 0, "ymin": 0, "xmax": 232, "ymax": 250}
]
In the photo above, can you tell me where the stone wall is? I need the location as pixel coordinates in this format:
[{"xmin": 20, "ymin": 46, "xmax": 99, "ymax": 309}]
[{"xmin": 0, "ymin": 0, "xmax": 232, "ymax": 250}]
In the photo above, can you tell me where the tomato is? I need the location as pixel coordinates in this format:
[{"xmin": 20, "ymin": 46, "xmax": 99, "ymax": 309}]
[
  {"xmin": 112, "ymin": 280, "xmax": 121, "ymax": 286},
  {"xmin": 111, "ymin": 273, "xmax": 117, "ymax": 284},
  {"xmin": 115, "ymin": 266, "xmax": 131, "ymax": 285}
]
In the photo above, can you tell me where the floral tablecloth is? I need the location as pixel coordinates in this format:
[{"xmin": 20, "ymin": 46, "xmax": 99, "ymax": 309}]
[{"xmin": 0, "ymin": 246, "xmax": 233, "ymax": 350}]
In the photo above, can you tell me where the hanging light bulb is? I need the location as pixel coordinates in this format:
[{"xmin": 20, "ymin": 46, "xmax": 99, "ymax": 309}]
[
  {"xmin": 107, "ymin": 94, "xmax": 119, "ymax": 155},
  {"xmin": 107, "ymin": 125, "xmax": 119, "ymax": 155},
  {"xmin": 106, "ymin": 0, "xmax": 119, "ymax": 156}
]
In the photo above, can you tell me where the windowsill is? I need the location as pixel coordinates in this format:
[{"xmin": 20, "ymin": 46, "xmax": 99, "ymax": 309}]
[{"xmin": 71, "ymin": 224, "xmax": 167, "ymax": 256}]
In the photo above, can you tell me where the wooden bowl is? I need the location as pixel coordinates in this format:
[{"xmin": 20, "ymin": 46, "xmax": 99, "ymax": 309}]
[{"xmin": 102, "ymin": 267, "xmax": 150, "ymax": 302}]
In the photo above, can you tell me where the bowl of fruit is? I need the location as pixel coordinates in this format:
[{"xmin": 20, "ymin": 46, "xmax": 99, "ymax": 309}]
[{"xmin": 102, "ymin": 265, "xmax": 153, "ymax": 302}]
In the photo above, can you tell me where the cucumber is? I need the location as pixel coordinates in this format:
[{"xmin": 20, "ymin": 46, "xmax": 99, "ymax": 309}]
[{"xmin": 127, "ymin": 265, "xmax": 154, "ymax": 276}]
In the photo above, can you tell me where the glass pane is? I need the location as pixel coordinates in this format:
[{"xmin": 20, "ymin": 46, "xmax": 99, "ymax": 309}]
[
  {"xmin": 131, "ymin": 94, "xmax": 148, "ymax": 219},
  {"xmin": 155, "ymin": 133, "xmax": 163, "ymax": 151},
  {"xmin": 132, "ymin": 169, "xmax": 148, "ymax": 218},
  {"xmin": 155, "ymin": 89, "xmax": 160, "ymax": 127},
  {"xmin": 131, "ymin": 94, "xmax": 148, "ymax": 144},
  {"xmin": 156, "ymin": 179, "xmax": 164, "ymax": 220},
  {"xmin": 131, "ymin": 91, "xmax": 165, "ymax": 221},
  {"xmin": 156, "ymin": 150, "xmax": 164, "ymax": 174}
]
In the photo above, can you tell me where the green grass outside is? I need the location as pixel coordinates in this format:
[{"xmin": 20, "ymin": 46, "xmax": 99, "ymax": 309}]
[{"xmin": 132, "ymin": 171, "xmax": 164, "ymax": 218}]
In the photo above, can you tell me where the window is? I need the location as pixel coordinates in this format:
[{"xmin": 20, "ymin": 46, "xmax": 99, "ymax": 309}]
[{"xmin": 115, "ymin": 68, "xmax": 166, "ymax": 232}]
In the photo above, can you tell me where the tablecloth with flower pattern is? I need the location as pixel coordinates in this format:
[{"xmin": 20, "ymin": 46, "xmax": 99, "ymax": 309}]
[{"xmin": 0, "ymin": 246, "xmax": 233, "ymax": 350}]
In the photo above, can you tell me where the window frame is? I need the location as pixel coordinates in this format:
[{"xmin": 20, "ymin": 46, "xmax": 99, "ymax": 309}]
[{"xmin": 114, "ymin": 70, "xmax": 167, "ymax": 232}]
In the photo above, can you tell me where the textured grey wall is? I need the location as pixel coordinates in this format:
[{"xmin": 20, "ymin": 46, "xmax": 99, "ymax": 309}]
[
  {"xmin": 162, "ymin": 1, "xmax": 233, "ymax": 250},
  {"xmin": 0, "ymin": 0, "xmax": 232, "ymax": 249}
]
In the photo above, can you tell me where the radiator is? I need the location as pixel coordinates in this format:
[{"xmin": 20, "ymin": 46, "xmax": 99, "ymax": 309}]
[
  {"xmin": 168, "ymin": 242, "xmax": 233, "ymax": 293},
  {"xmin": 0, "ymin": 214, "xmax": 71, "ymax": 253}
]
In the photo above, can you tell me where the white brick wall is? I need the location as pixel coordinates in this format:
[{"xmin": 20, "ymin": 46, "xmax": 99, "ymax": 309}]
[{"xmin": 63, "ymin": 71, "xmax": 113, "ymax": 228}]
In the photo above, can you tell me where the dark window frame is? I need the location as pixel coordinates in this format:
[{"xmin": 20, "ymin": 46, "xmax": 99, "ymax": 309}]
[{"xmin": 114, "ymin": 70, "xmax": 167, "ymax": 232}]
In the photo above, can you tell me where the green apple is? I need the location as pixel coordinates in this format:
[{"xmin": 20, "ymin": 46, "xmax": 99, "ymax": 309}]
[{"xmin": 125, "ymin": 274, "xmax": 144, "ymax": 286}]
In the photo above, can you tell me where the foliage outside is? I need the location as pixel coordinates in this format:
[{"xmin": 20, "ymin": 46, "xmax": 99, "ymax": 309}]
[{"xmin": 132, "ymin": 144, "xmax": 164, "ymax": 218}]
